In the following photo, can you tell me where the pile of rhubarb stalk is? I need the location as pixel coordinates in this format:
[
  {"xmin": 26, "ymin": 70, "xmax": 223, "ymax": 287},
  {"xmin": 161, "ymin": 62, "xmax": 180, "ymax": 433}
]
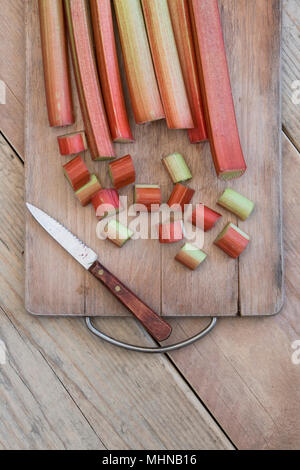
[{"xmin": 39, "ymin": 0, "xmax": 254, "ymax": 271}]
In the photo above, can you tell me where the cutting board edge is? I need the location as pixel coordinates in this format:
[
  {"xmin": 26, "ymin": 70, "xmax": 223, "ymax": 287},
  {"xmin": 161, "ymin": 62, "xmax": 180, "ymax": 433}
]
[{"xmin": 24, "ymin": 0, "xmax": 284, "ymax": 318}]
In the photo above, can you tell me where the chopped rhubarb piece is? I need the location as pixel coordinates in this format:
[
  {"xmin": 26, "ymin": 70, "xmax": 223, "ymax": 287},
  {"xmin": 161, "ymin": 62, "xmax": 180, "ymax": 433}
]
[
  {"xmin": 159, "ymin": 220, "xmax": 184, "ymax": 244},
  {"xmin": 39, "ymin": 0, "xmax": 74, "ymax": 127},
  {"xmin": 75, "ymin": 174, "xmax": 102, "ymax": 207},
  {"xmin": 109, "ymin": 155, "xmax": 136, "ymax": 190},
  {"xmin": 63, "ymin": 155, "xmax": 90, "ymax": 191},
  {"xmin": 134, "ymin": 185, "xmax": 162, "ymax": 212},
  {"xmin": 163, "ymin": 153, "xmax": 192, "ymax": 183},
  {"xmin": 167, "ymin": 0, "xmax": 208, "ymax": 141},
  {"xmin": 189, "ymin": 0, "xmax": 247, "ymax": 179},
  {"xmin": 214, "ymin": 223, "xmax": 250, "ymax": 259},
  {"xmin": 191, "ymin": 205, "xmax": 222, "ymax": 232},
  {"xmin": 175, "ymin": 243, "xmax": 207, "ymax": 270},
  {"xmin": 113, "ymin": 0, "xmax": 165, "ymax": 124},
  {"xmin": 90, "ymin": 0, "xmax": 134, "ymax": 143},
  {"xmin": 141, "ymin": 0, "xmax": 194, "ymax": 129},
  {"xmin": 167, "ymin": 184, "xmax": 195, "ymax": 211},
  {"xmin": 64, "ymin": 0, "xmax": 115, "ymax": 160},
  {"xmin": 92, "ymin": 189, "xmax": 121, "ymax": 220},
  {"xmin": 217, "ymin": 188, "xmax": 255, "ymax": 221},
  {"xmin": 104, "ymin": 220, "xmax": 134, "ymax": 248},
  {"xmin": 57, "ymin": 131, "xmax": 87, "ymax": 156}
]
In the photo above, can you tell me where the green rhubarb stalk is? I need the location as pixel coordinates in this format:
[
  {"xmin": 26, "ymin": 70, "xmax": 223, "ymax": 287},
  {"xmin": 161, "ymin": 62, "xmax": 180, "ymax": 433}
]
[
  {"xmin": 162, "ymin": 153, "xmax": 192, "ymax": 183},
  {"xmin": 175, "ymin": 243, "xmax": 207, "ymax": 270},
  {"xmin": 105, "ymin": 219, "xmax": 133, "ymax": 247},
  {"xmin": 217, "ymin": 188, "xmax": 255, "ymax": 221},
  {"xmin": 141, "ymin": 0, "xmax": 194, "ymax": 129},
  {"xmin": 113, "ymin": 0, "xmax": 165, "ymax": 124},
  {"xmin": 75, "ymin": 174, "xmax": 99, "ymax": 194},
  {"xmin": 75, "ymin": 174, "xmax": 102, "ymax": 206},
  {"xmin": 215, "ymin": 223, "xmax": 250, "ymax": 243}
]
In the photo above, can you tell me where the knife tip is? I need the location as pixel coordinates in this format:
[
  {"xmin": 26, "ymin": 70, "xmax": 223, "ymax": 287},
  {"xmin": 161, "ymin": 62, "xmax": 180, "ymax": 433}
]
[{"xmin": 26, "ymin": 202, "xmax": 38, "ymax": 217}]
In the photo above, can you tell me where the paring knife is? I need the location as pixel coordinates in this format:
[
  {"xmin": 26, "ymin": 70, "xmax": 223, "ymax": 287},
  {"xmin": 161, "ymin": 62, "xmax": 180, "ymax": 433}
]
[{"xmin": 26, "ymin": 203, "xmax": 172, "ymax": 342}]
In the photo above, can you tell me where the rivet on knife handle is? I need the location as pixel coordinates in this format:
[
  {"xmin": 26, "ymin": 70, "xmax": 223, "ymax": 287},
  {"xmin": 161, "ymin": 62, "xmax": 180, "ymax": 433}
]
[{"xmin": 89, "ymin": 261, "xmax": 172, "ymax": 342}]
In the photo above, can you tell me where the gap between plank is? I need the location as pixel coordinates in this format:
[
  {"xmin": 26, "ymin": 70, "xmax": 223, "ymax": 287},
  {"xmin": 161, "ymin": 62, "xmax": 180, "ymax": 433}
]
[
  {"xmin": 166, "ymin": 345, "xmax": 238, "ymax": 450},
  {"xmin": 283, "ymin": 126, "xmax": 300, "ymax": 155},
  {"xmin": 0, "ymin": 131, "xmax": 24, "ymax": 165},
  {"xmin": 1, "ymin": 125, "xmax": 295, "ymax": 449},
  {"xmin": 0, "ymin": 303, "xmax": 107, "ymax": 449}
]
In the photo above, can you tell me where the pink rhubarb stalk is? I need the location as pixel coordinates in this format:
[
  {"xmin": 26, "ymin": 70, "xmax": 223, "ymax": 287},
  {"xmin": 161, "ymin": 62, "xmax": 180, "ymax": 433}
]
[
  {"xmin": 189, "ymin": 0, "xmax": 247, "ymax": 179},
  {"xmin": 90, "ymin": 0, "xmax": 134, "ymax": 143},
  {"xmin": 39, "ymin": 0, "xmax": 74, "ymax": 127},
  {"xmin": 168, "ymin": 0, "xmax": 208, "ymax": 142},
  {"xmin": 64, "ymin": 0, "xmax": 115, "ymax": 160}
]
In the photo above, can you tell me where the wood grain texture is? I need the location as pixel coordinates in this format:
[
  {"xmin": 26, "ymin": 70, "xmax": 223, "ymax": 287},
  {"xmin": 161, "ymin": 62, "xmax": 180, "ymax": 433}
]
[
  {"xmin": 162, "ymin": 0, "xmax": 283, "ymax": 316},
  {"xmin": 282, "ymin": 0, "xmax": 300, "ymax": 150},
  {"xmin": 0, "ymin": 0, "xmax": 300, "ymax": 450},
  {"xmin": 165, "ymin": 134, "xmax": 300, "ymax": 449},
  {"xmin": 10, "ymin": 0, "xmax": 300, "ymax": 159},
  {"xmin": 0, "ymin": 0, "xmax": 24, "ymax": 155},
  {"xmin": 0, "ymin": 135, "xmax": 232, "ymax": 450},
  {"xmin": 227, "ymin": 0, "xmax": 283, "ymax": 315},
  {"xmin": 25, "ymin": 0, "xmax": 163, "ymax": 318},
  {"xmin": 0, "ymin": 138, "xmax": 103, "ymax": 450},
  {"xmin": 25, "ymin": 0, "xmax": 283, "ymax": 317},
  {"xmin": 6, "ymin": 0, "xmax": 300, "ymax": 162}
]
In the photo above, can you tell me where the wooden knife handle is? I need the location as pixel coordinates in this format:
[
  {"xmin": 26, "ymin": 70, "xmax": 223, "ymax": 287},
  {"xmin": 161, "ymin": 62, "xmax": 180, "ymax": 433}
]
[{"xmin": 89, "ymin": 261, "xmax": 172, "ymax": 342}]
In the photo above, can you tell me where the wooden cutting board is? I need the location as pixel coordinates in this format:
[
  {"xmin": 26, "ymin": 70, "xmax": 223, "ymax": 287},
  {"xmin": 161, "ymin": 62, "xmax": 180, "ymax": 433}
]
[{"xmin": 25, "ymin": 0, "xmax": 283, "ymax": 318}]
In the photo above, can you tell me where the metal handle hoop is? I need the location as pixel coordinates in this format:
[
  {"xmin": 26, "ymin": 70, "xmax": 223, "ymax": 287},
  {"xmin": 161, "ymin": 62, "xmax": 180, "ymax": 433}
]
[{"xmin": 85, "ymin": 317, "xmax": 217, "ymax": 354}]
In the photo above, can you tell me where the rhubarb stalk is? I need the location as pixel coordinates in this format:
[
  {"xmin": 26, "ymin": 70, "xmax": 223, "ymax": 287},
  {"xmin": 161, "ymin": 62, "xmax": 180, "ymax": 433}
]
[
  {"xmin": 214, "ymin": 223, "xmax": 250, "ymax": 258},
  {"xmin": 167, "ymin": 0, "xmax": 207, "ymax": 141},
  {"xmin": 217, "ymin": 189, "xmax": 255, "ymax": 221},
  {"xmin": 167, "ymin": 184, "xmax": 195, "ymax": 211},
  {"xmin": 64, "ymin": 0, "xmax": 115, "ymax": 160},
  {"xmin": 175, "ymin": 243, "xmax": 207, "ymax": 270},
  {"xmin": 92, "ymin": 189, "xmax": 121, "ymax": 220},
  {"xmin": 75, "ymin": 174, "xmax": 102, "ymax": 206},
  {"xmin": 134, "ymin": 185, "xmax": 162, "ymax": 212},
  {"xmin": 191, "ymin": 205, "xmax": 222, "ymax": 232},
  {"xmin": 109, "ymin": 155, "xmax": 136, "ymax": 190},
  {"xmin": 90, "ymin": 0, "xmax": 134, "ymax": 143},
  {"xmin": 189, "ymin": 0, "xmax": 247, "ymax": 179},
  {"xmin": 141, "ymin": 0, "xmax": 194, "ymax": 129},
  {"xmin": 63, "ymin": 155, "xmax": 90, "ymax": 191},
  {"xmin": 104, "ymin": 220, "xmax": 134, "ymax": 248},
  {"xmin": 39, "ymin": 0, "xmax": 74, "ymax": 127},
  {"xmin": 58, "ymin": 131, "xmax": 87, "ymax": 156},
  {"xmin": 159, "ymin": 221, "xmax": 184, "ymax": 244},
  {"xmin": 163, "ymin": 153, "xmax": 192, "ymax": 183},
  {"xmin": 113, "ymin": 0, "xmax": 165, "ymax": 124}
]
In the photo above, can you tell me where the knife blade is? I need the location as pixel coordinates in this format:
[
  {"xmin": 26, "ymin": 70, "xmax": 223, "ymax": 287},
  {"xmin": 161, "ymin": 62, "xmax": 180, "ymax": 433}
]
[{"xmin": 26, "ymin": 203, "xmax": 172, "ymax": 342}]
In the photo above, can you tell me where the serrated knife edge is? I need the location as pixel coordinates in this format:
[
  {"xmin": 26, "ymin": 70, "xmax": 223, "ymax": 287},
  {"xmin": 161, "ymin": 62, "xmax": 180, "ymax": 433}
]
[{"xmin": 26, "ymin": 203, "xmax": 98, "ymax": 270}]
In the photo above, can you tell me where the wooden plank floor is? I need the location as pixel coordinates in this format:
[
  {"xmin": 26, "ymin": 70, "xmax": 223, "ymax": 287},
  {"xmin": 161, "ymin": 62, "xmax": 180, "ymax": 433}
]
[{"xmin": 0, "ymin": 0, "xmax": 299, "ymax": 449}]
